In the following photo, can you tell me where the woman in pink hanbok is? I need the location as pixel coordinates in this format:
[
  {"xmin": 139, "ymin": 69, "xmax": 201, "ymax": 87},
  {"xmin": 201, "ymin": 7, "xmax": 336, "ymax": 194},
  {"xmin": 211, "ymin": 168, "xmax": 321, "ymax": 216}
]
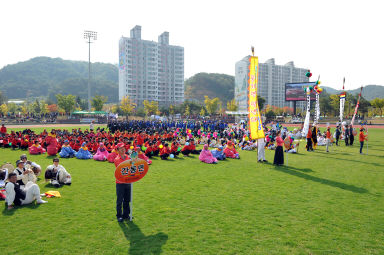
[
  {"xmin": 93, "ymin": 143, "xmax": 109, "ymax": 161},
  {"xmin": 199, "ymin": 144, "xmax": 218, "ymax": 164}
]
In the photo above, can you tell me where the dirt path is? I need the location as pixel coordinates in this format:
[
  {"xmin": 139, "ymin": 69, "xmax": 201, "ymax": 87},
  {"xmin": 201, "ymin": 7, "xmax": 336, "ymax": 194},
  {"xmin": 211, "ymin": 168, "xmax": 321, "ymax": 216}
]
[{"xmin": 6, "ymin": 123, "xmax": 107, "ymax": 128}]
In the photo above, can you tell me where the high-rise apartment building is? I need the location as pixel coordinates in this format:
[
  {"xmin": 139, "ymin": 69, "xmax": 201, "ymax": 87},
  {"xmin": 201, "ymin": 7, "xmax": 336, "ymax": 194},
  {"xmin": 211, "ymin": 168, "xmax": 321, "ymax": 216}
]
[
  {"xmin": 235, "ymin": 56, "xmax": 309, "ymax": 112},
  {"xmin": 119, "ymin": 25, "xmax": 184, "ymax": 106}
]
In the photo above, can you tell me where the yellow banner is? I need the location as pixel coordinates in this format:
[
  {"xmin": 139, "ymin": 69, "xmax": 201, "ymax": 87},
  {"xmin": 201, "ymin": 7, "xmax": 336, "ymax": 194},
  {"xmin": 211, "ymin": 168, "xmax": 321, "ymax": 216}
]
[{"xmin": 248, "ymin": 56, "xmax": 265, "ymax": 139}]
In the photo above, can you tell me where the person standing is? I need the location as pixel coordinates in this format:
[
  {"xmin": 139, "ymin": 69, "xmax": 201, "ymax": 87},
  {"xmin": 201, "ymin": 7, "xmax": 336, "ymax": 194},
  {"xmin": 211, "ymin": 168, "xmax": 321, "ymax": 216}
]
[
  {"xmin": 344, "ymin": 126, "xmax": 349, "ymax": 146},
  {"xmin": 326, "ymin": 127, "xmax": 331, "ymax": 152},
  {"xmin": 335, "ymin": 125, "xmax": 341, "ymax": 146},
  {"xmin": 273, "ymin": 131, "xmax": 284, "ymax": 166},
  {"xmin": 114, "ymin": 143, "xmax": 132, "ymax": 222},
  {"xmin": 257, "ymin": 137, "xmax": 267, "ymax": 162},
  {"xmin": 306, "ymin": 125, "xmax": 313, "ymax": 152},
  {"xmin": 349, "ymin": 125, "xmax": 355, "ymax": 146},
  {"xmin": 359, "ymin": 128, "xmax": 368, "ymax": 154}
]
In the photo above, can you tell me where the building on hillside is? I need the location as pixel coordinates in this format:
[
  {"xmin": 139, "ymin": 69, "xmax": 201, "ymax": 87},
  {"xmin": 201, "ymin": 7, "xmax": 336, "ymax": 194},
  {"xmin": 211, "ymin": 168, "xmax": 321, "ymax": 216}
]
[
  {"xmin": 235, "ymin": 56, "xmax": 309, "ymax": 112},
  {"xmin": 119, "ymin": 25, "xmax": 184, "ymax": 107}
]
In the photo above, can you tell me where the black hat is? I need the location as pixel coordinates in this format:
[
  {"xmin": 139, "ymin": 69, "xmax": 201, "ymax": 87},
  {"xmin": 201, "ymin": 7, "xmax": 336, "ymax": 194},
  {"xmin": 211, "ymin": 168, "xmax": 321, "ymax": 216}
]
[{"xmin": 16, "ymin": 160, "xmax": 23, "ymax": 166}]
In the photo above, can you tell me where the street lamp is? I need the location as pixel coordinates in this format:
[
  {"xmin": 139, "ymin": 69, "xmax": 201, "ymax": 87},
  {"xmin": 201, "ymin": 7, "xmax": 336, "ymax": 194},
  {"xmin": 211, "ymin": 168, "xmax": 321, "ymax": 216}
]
[{"xmin": 84, "ymin": 30, "xmax": 97, "ymax": 111}]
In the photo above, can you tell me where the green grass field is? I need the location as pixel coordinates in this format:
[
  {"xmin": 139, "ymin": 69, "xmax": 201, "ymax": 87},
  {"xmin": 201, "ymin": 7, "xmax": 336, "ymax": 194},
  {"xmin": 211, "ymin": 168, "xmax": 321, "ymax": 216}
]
[{"xmin": 1, "ymin": 127, "xmax": 384, "ymax": 254}]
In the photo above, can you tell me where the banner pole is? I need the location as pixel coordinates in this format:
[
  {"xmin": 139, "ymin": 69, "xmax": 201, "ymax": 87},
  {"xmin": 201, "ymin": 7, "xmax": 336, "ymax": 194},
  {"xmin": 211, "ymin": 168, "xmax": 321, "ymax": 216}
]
[
  {"xmin": 130, "ymin": 183, "xmax": 133, "ymax": 221},
  {"xmin": 366, "ymin": 124, "xmax": 369, "ymax": 155}
]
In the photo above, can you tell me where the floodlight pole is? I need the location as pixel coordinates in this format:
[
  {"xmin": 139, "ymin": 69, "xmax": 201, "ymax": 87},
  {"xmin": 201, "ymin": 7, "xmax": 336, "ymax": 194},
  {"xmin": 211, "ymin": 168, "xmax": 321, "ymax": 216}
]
[
  {"xmin": 88, "ymin": 37, "xmax": 91, "ymax": 111},
  {"xmin": 84, "ymin": 31, "xmax": 97, "ymax": 111}
]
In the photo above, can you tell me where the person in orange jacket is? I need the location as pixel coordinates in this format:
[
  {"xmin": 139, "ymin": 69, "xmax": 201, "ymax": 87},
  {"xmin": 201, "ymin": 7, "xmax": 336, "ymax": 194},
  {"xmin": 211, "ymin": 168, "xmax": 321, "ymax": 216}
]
[
  {"xmin": 306, "ymin": 125, "xmax": 313, "ymax": 152},
  {"xmin": 359, "ymin": 128, "xmax": 368, "ymax": 154}
]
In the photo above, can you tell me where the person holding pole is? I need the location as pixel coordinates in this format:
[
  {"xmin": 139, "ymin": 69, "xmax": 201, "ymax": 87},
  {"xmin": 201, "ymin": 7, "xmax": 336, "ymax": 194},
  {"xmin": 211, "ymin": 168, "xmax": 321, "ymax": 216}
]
[
  {"xmin": 114, "ymin": 143, "xmax": 132, "ymax": 222},
  {"xmin": 359, "ymin": 128, "xmax": 368, "ymax": 154}
]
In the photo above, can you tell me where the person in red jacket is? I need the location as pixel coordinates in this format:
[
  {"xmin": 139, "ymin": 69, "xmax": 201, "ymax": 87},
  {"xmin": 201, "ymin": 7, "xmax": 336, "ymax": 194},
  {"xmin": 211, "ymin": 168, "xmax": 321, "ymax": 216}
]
[
  {"xmin": 359, "ymin": 128, "xmax": 368, "ymax": 154},
  {"xmin": 0, "ymin": 124, "xmax": 6, "ymax": 135},
  {"xmin": 170, "ymin": 141, "xmax": 180, "ymax": 157},
  {"xmin": 114, "ymin": 143, "xmax": 132, "ymax": 222},
  {"xmin": 160, "ymin": 143, "xmax": 171, "ymax": 160}
]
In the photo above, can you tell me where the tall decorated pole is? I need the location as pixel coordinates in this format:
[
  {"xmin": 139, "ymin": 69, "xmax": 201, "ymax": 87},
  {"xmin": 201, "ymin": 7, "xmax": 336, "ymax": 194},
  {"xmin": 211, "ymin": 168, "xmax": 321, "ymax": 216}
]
[
  {"xmin": 351, "ymin": 86, "xmax": 363, "ymax": 127},
  {"xmin": 302, "ymin": 71, "xmax": 317, "ymax": 136},
  {"xmin": 313, "ymin": 79, "xmax": 323, "ymax": 125},
  {"xmin": 248, "ymin": 47, "xmax": 265, "ymax": 141},
  {"xmin": 339, "ymin": 77, "xmax": 346, "ymax": 123}
]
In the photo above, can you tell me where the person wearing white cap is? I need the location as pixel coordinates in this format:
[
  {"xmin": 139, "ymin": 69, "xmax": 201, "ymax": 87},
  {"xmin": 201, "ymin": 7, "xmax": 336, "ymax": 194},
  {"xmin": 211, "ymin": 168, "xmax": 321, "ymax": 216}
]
[{"xmin": 5, "ymin": 172, "xmax": 47, "ymax": 210}]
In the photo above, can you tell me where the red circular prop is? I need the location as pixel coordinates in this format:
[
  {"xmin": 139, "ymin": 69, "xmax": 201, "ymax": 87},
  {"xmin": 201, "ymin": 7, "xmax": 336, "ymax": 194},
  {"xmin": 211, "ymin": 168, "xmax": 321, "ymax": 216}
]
[{"xmin": 115, "ymin": 159, "xmax": 149, "ymax": 183}]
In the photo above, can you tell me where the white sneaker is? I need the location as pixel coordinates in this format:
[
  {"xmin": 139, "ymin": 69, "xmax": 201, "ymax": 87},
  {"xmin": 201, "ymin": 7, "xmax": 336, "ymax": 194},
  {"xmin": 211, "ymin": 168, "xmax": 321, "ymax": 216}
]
[
  {"xmin": 40, "ymin": 193, "xmax": 46, "ymax": 197},
  {"xmin": 37, "ymin": 199, "xmax": 48, "ymax": 204}
]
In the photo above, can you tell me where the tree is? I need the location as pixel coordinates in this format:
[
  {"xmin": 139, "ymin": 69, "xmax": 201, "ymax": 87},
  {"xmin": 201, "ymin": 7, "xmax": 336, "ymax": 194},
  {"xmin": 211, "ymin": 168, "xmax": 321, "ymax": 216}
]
[
  {"xmin": 358, "ymin": 97, "xmax": 371, "ymax": 118},
  {"xmin": 227, "ymin": 99, "xmax": 238, "ymax": 111},
  {"xmin": 200, "ymin": 107, "xmax": 206, "ymax": 116},
  {"xmin": 185, "ymin": 105, "xmax": 190, "ymax": 116},
  {"xmin": 76, "ymin": 96, "xmax": 88, "ymax": 110},
  {"xmin": 143, "ymin": 100, "xmax": 159, "ymax": 116},
  {"xmin": 257, "ymin": 95, "xmax": 266, "ymax": 110},
  {"xmin": 120, "ymin": 96, "xmax": 136, "ymax": 120},
  {"xmin": 47, "ymin": 104, "xmax": 58, "ymax": 113},
  {"xmin": 0, "ymin": 104, "xmax": 8, "ymax": 115},
  {"xmin": 0, "ymin": 91, "xmax": 7, "ymax": 105},
  {"xmin": 204, "ymin": 96, "xmax": 221, "ymax": 115},
  {"xmin": 169, "ymin": 105, "xmax": 175, "ymax": 116},
  {"xmin": 319, "ymin": 93, "xmax": 332, "ymax": 117},
  {"xmin": 56, "ymin": 94, "xmax": 76, "ymax": 114},
  {"xmin": 265, "ymin": 110, "xmax": 276, "ymax": 119},
  {"xmin": 371, "ymin": 98, "xmax": 384, "ymax": 116},
  {"xmin": 8, "ymin": 103, "xmax": 17, "ymax": 114},
  {"xmin": 329, "ymin": 94, "xmax": 340, "ymax": 117},
  {"xmin": 32, "ymin": 99, "xmax": 41, "ymax": 114},
  {"xmin": 91, "ymin": 95, "xmax": 108, "ymax": 111}
]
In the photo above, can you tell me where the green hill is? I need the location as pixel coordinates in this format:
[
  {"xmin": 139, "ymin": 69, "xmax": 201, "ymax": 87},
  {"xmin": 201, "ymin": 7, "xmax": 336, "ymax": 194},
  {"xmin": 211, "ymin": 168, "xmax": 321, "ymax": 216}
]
[
  {"xmin": 185, "ymin": 73, "xmax": 234, "ymax": 104},
  {"xmin": 322, "ymin": 85, "xmax": 384, "ymax": 100},
  {"xmin": 0, "ymin": 57, "xmax": 118, "ymax": 102}
]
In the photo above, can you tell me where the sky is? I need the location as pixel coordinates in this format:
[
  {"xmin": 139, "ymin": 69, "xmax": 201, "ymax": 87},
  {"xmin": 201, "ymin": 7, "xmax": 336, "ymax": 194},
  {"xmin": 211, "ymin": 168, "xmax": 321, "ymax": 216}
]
[{"xmin": 0, "ymin": 0, "xmax": 383, "ymax": 90}]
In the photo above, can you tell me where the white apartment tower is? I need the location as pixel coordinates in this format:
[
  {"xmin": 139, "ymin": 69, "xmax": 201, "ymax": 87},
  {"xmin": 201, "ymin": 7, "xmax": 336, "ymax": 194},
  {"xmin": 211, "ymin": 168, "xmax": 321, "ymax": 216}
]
[
  {"xmin": 235, "ymin": 56, "xmax": 309, "ymax": 112},
  {"xmin": 119, "ymin": 25, "xmax": 184, "ymax": 106}
]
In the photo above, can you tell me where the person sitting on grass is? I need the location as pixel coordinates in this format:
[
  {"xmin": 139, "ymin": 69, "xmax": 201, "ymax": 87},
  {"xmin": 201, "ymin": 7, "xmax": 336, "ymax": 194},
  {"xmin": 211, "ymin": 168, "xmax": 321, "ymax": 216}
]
[
  {"xmin": 75, "ymin": 142, "xmax": 93, "ymax": 159},
  {"xmin": 29, "ymin": 140, "xmax": 46, "ymax": 155},
  {"xmin": 211, "ymin": 146, "xmax": 226, "ymax": 160},
  {"xmin": 160, "ymin": 143, "xmax": 171, "ymax": 160},
  {"xmin": 223, "ymin": 141, "xmax": 240, "ymax": 159},
  {"xmin": 59, "ymin": 140, "xmax": 76, "ymax": 158},
  {"xmin": 107, "ymin": 145, "xmax": 118, "ymax": 163},
  {"xmin": 5, "ymin": 172, "xmax": 47, "ymax": 210},
  {"xmin": 14, "ymin": 160, "xmax": 36, "ymax": 186},
  {"xmin": 20, "ymin": 154, "xmax": 42, "ymax": 177},
  {"xmin": 93, "ymin": 143, "xmax": 109, "ymax": 161},
  {"xmin": 136, "ymin": 146, "xmax": 152, "ymax": 165},
  {"xmin": 170, "ymin": 141, "xmax": 180, "ymax": 158},
  {"xmin": 44, "ymin": 158, "xmax": 72, "ymax": 187},
  {"xmin": 199, "ymin": 144, "xmax": 218, "ymax": 164}
]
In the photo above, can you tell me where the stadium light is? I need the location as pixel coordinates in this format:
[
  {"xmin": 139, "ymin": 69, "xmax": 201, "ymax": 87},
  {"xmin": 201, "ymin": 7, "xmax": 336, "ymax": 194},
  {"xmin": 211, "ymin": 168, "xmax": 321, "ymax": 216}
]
[{"xmin": 84, "ymin": 30, "xmax": 97, "ymax": 111}]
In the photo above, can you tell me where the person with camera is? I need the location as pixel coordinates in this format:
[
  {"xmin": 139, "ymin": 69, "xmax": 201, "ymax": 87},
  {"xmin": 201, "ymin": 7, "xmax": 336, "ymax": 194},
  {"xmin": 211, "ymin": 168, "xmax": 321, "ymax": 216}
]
[
  {"xmin": 44, "ymin": 158, "xmax": 72, "ymax": 187},
  {"xmin": 5, "ymin": 172, "xmax": 47, "ymax": 210},
  {"xmin": 14, "ymin": 160, "xmax": 37, "ymax": 186},
  {"xmin": 20, "ymin": 154, "xmax": 42, "ymax": 177}
]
